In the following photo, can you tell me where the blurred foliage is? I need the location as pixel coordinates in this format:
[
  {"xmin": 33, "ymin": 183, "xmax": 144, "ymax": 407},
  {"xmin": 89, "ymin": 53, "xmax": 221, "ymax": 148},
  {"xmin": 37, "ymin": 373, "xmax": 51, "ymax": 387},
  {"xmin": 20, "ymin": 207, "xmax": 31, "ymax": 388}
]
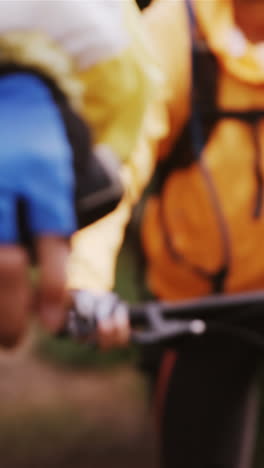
[
  {"xmin": 36, "ymin": 334, "xmax": 138, "ymax": 371},
  {"xmin": 114, "ymin": 238, "xmax": 144, "ymax": 303}
]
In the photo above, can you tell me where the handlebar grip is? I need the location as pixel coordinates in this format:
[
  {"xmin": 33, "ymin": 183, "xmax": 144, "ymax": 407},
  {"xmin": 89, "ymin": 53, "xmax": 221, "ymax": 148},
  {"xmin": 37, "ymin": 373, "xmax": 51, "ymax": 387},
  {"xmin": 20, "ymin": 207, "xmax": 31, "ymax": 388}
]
[
  {"xmin": 57, "ymin": 291, "xmax": 129, "ymax": 341},
  {"xmin": 57, "ymin": 307, "xmax": 97, "ymax": 340}
]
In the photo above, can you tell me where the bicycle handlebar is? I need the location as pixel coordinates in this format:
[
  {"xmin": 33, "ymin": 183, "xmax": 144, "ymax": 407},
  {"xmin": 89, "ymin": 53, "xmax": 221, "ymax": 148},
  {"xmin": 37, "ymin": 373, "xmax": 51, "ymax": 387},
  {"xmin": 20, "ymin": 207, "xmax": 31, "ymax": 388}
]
[
  {"xmin": 129, "ymin": 290, "xmax": 264, "ymax": 322},
  {"xmin": 61, "ymin": 290, "xmax": 264, "ymax": 349}
]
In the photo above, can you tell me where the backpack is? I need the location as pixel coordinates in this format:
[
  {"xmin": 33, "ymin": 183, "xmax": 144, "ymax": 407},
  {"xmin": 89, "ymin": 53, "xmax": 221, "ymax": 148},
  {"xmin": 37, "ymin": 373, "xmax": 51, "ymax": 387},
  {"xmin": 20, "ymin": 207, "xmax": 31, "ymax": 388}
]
[{"xmin": 145, "ymin": 0, "xmax": 264, "ymax": 295}]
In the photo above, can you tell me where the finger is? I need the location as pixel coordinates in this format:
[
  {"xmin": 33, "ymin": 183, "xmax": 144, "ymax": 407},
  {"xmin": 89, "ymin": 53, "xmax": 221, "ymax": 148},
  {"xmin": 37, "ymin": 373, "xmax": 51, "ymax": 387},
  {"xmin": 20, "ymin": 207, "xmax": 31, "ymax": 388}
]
[
  {"xmin": 35, "ymin": 236, "xmax": 69, "ymax": 333},
  {"xmin": 0, "ymin": 193, "xmax": 30, "ymax": 347},
  {"xmin": 0, "ymin": 246, "xmax": 31, "ymax": 347},
  {"xmin": 113, "ymin": 305, "xmax": 131, "ymax": 346},
  {"xmin": 97, "ymin": 306, "xmax": 130, "ymax": 350},
  {"xmin": 97, "ymin": 317, "xmax": 118, "ymax": 350}
]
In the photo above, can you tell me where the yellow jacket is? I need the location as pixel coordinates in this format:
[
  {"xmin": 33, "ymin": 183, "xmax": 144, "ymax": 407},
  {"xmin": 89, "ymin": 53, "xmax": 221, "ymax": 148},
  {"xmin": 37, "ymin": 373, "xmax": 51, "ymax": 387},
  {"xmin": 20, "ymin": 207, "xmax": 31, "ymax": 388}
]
[
  {"xmin": 140, "ymin": 0, "xmax": 264, "ymax": 299},
  {"xmin": 70, "ymin": 0, "xmax": 264, "ymax": 299}
]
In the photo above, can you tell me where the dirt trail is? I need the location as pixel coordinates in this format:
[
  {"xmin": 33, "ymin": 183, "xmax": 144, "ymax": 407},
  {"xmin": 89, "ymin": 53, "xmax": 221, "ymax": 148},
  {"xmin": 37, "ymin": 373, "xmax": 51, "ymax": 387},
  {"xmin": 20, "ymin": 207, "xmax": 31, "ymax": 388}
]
[{"xmin": 0, "ymin": 347, "xmax": 157, "ymax": 468}]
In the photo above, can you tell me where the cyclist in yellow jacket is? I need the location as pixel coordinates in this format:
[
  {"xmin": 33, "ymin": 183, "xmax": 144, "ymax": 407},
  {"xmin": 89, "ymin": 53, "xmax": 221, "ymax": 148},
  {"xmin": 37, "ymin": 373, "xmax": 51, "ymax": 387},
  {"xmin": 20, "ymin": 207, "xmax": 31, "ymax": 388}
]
[
  {"xmin": 79, "ymin": 0, "xmax": 264, "ymax": 300},
  {"xmin": 72, "ymin": 1, "xmax": 264, "ymax": 466},
  {"xmin": 0, "ymin": 0, "xmax": 161, "ymax": 346}
]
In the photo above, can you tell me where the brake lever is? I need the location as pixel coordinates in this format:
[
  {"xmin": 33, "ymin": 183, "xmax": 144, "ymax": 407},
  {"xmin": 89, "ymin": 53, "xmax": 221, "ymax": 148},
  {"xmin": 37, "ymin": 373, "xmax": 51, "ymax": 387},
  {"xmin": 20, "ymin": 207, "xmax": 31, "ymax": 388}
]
[{"xmin": 131, "ymin": 303, "xmax": 207, "ymax": 345}]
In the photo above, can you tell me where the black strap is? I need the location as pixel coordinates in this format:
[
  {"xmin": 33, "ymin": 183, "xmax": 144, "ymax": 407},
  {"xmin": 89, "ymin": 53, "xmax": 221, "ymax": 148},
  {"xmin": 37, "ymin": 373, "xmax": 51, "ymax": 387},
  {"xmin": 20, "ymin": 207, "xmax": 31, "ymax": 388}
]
[
  {"xmin": 185, "ymin": 0, "xmax": 206, "ymax": 157},
  {"xmin": 185, "ymin": 0, "xmax": 264, "ymax": 147},
  {"xmin": 185, "ymin": 0, "xmax": 219, "ymax": 158},
  {"xmin": 155, "ymin": 0, "xmax": 219, "ymax": 187},
  {"xmin": 156, "ymin": 1, "xmax": 230, "ymax": 293}
]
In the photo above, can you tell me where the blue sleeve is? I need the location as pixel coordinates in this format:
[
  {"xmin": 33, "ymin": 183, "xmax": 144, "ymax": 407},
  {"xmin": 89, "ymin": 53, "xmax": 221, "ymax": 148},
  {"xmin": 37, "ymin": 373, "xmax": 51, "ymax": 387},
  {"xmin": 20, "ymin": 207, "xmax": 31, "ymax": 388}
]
[{"xmin": 0, "ymin": 72, "xmax": 77, "ymax": 242}]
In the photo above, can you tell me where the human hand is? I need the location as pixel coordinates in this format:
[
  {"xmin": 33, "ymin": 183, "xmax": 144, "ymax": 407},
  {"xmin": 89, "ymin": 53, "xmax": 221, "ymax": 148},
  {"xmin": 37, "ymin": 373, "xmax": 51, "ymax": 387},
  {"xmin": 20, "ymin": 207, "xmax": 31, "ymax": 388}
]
[{"xmin": 69, "ymin": 290, "xmax": 130, "ymax": 349}]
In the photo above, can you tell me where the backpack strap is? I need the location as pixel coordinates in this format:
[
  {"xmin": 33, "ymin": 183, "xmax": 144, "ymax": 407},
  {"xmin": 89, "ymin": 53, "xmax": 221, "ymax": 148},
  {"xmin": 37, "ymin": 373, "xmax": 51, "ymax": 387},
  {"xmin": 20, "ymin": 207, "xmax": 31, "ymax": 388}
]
[
  {"xmin": 155, "ymin": 0, "xmax": 219, "ymax": 189},
  {"xmin": 155, "ymin": 0, "xmax": 231, "ymax": 294},
  {"xmin": 185, "ymin": 0, "xmax": 220, "ymax": 157}
]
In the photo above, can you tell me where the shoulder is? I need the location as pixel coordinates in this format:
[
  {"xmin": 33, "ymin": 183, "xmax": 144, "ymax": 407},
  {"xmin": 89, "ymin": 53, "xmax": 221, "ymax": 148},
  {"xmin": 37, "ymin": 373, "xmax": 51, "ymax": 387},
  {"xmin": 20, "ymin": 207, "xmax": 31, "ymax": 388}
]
[
  {"xmin": 143, "ymin": 0, "xmax": 192, "ymax": 153},
  {"xmin": 143, "ymin": 0, "xmax": 191, "ymax": 94},
  {"xmin": 143, "ymin": 0, "xmax": 190, "ymax": 83}
]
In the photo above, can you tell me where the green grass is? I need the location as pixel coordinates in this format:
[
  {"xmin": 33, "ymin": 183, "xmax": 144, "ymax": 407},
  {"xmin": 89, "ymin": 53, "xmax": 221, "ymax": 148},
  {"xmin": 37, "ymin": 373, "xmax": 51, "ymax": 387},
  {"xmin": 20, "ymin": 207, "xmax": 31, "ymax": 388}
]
[{"xmin": 36, "ymin": 332, "xmax": 138, "ymax": 370}]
